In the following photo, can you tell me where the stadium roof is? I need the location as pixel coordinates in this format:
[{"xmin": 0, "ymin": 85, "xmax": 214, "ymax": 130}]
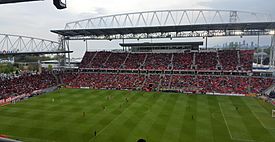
[
  {"xmin": 120, "ymin": 42, "xmax": 203, "ymax": 47},
  {"xmin": 0, "ymin": 51, "xmax": 73, "ymax": 56},
  {"xmin": 41, "ymin": 58, "xmax": 81, "ymax": 64},
  {"xmin": 0, "ymin": 33, "xmax": 64, "ymax": 54},
  {"xmin": 0, "ymin": 0, "xmax": 40, "ymax": 4},
  {"xmin": 51, "ymin": 22, "xmax": 275, "ymax": 40}
]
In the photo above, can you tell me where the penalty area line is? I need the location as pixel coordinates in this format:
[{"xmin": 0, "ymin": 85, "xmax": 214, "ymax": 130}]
[
  {"xmin": 218, "ymin": 103, "xmax": 255, "ymax": 142},
  {"xmin": 249, "ymin": 108, "xmax": 275, "ymax": 130}
]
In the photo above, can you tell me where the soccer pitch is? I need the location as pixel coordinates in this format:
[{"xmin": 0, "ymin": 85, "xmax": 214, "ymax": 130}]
[{"xmin": 1, "ymin": 88, "xmax": 275, "ymax": 142}]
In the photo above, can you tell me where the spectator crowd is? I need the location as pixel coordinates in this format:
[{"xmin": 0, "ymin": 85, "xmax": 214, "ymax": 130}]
[
  {"xmin": 0, "ymin": 72, "xmax": 57, "ymax": 100},
  {"xmin": 61, "ymin": 72, "xmax": 274, "ymax": 95},
  {"xmin": 79, "ymin": 50, "xmax": 254, "ymax": 71},
  {"xmin": 1, "ymin": 49, "xmax": 272, "ymax": 99}
]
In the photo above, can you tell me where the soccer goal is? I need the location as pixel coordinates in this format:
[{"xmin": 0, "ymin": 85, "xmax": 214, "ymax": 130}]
[{"xmin": 272, "ymin": 110, "xmax": 275, "ymax": 118}]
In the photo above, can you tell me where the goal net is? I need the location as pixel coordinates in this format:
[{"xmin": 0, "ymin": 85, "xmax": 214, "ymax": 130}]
[{"xmin": 272, "ymin": 110, "xmax": 275, "ymax": 118}]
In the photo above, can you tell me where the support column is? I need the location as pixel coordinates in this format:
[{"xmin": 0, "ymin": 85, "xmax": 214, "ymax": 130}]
[
  {"xmin": 122, "ymin": 38, "xmax": 125, "ymax": 51},
  {"xmin": 257, "ymin": 34, "xmax": 260, "ymax": 48},
  {"xmin": 229, "ymin": 11, "xmax": 238, "ymax": 23},
  {"xmin": 85, "ymin": 40, "xmax": 88, "ymax": 51},
  {"xmin": 270, "ymin": 34, "xmax": 275, "ymax": 68},
  {"xmin": 65, "ymin": 40, "xmax": 71, "ymax": 67},
  {"xmin": 248, "ymin": 73, "xmax": 252, "ymax": 93},
  {"xmin": 58, "ymin": 35, "xmax": 66, "ymax": 67},
  {"xmin": 205, "ymin": 36, "xmax": 208, "ymax": 49}
]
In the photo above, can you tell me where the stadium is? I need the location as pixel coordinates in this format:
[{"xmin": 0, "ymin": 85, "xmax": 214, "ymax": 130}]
[{"xmin": 1, "ymin": 1, "xmax": 275, "ymax": 142}]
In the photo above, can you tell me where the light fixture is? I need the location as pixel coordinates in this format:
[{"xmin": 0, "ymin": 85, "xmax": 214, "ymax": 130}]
[
  {"xmin": 235, "ymin": 31, "xmax": 243, "ymax": 35},
  {"xmin": 53, "ymin": 0, "xmax": 67, "ymax": 10},
  {"xmin": 269, "ymin": 30, "xmax": 275, "ymax": 35}
]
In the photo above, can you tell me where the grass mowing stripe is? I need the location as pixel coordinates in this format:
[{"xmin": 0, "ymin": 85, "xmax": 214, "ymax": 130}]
[
  {"xmin": 48, "ymin": 90, "xmax": 135, "ymax": 142},
  {"xmin": 123, "ymin": 92, "xmax": 164, "ymax": 142},
  {"xmin": 8, "ymin": 89, "xmax": 100, "ymax": 113},
  {"xmin": 218, "ymin": 98, "xmax": 255, "ymax": 142},
  {"xmin": 1, "ymin": 89, "xmax": 130, "ymax": 141},
  {"xmin": 247, "ymin": 105, "xmax": 275, "ymax": 130},
  {"xmin": 146, "ymin": 94, "xmax": 179, "ymax": 142},
  {"xmin": 98, "ymin": 92, "xmax": 160, "ymax": 142},
  {"xmin": 2, "ymin": 89, "xmax": 275, "ymax": 142},
  {"xmin": 242, "ymin": 97, "xmax": 275, "ymax": 142},
  {"xmin": 0, "ymin": 91, "xmax": 126, "ymax": 126},
  {"xmin": 195, "ymin": 95, "xmax": 214, "ymax": 142},
  {"xmin": 243, "ymin": 97, "xmax": 275, "ymax": 130},
  {"xmin": 161, "ymin": 94, "xmax": 187, "ymax": 142},
  {"xmin": 71, "ymin": 91, "xmax": 134, "ymax": 131},
  {"xmin": 88, "ymin": 91, "xmax": 143, "ymax": 142},
  {"xmin": 207, "ymin": 96, "xmax": 232, "ymax": 142},
  {"xmin": 124, "ymin": 93, "xmax": 163, "ymax": 142},
  {"xmin": 230, "ymin": 97, "xmax": 275, "ymax": 142},
  {"xmin": 220, "ymin": 97, "xmax": 255, "ymax": 141},
  {"xmin": 179, "ymin": 95, "xmax": 198, "ymax": 142},
  {"xmin": 0, "ymin": 112, "xmax": 85, "ymax": 136},
  {"xmin": 143, "ymin": 94, "xmax": 174, "ymax": 141}
]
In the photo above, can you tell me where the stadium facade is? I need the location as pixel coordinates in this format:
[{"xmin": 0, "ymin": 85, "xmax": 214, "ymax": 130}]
[
  {"xmin": 49, "ymin": 10, "xmax": 275, "ymax": 97},
  {"xmin": 1, "ymin": 9, "xmax": 275, "ymax": 142},
  {"xmin": 1, "ymin": 9, "xmax": 275, "ymax": 105}
]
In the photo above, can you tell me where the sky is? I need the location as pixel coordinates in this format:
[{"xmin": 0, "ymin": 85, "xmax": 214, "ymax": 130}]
[{"xmin": 0, "ymin": 0, "xmax": 275, "ymax": 58}]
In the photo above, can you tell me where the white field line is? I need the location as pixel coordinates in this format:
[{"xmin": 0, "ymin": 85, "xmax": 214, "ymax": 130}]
[
  {"xmin": 249, "ymin": 108, "xmax": 275, "ymax": 130},
  {"xmin": 13, "ymin": 135, "xmax": 55, "ymax": 142},
  {"xmin": 218, "ymin": 103, "xmax": 255, "ymax": 142},
  {"xmin": 88, "ymin": 100, "xmax": 135, "ymax": 142}
]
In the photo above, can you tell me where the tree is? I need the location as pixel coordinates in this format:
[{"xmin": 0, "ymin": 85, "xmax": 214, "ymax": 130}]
[
  {"xmin": 48, "ymin": 64, "xmax": 53, "ymax": 71},
  {"xmin": 0, "ymin": 63, "xmax": 17, "ymax": 73}
]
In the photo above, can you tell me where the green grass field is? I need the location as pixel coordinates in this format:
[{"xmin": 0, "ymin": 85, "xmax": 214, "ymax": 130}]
[{"xmin": 1, "ymin": 88, "xmax": 275, "ymax": 142}]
